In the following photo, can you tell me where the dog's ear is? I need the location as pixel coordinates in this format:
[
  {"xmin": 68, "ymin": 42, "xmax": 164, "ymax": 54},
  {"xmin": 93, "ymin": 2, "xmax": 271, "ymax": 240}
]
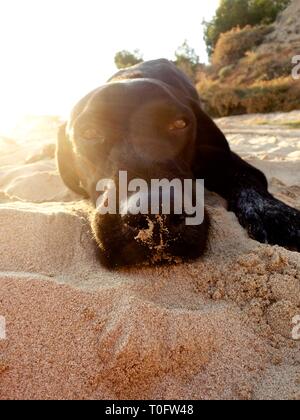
[
  {"xmin": 191, "ymin": 99, "xmax": 230, "ymax": 154},
  {"xmin": 190, "ymin": 100, "xmax": 232, "ymax": 191},
  {"xmin": 56, "ymin": 123, "xmax": 88, "ymax": 197}
]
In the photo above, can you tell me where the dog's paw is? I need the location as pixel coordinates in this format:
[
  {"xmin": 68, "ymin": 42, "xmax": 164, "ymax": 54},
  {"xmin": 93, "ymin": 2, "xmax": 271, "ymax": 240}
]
[{"xmin": 232, "ymin": 189, "xmax": 300, "ymax": 251}]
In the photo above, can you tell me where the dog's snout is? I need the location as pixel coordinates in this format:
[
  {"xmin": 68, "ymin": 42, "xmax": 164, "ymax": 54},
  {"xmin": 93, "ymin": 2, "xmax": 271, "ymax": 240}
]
[
  {"xmin": 123, "ymin": 212, "xmax": 187, "ymax": 235},
  {"xmin": 92, "ymin": 199, "xmax": 209, "ymax": 268},
  {"xmin": 120, "ymin": 190, "xmax": 191, "ymax": 254},
  {"xmin": 168, "ymin": 213, "xmax": 186, "ymax": 227},
  {"xmin": 124, "ymin": 213, "xmax": 151, "ymax": 231},
  {"xmin": 93, "ymin": 178, "xmax": 208, "ymax": 267},
  {"xmin": 120, "ymin": 191, "xmax": 150, "ymax": 216}
]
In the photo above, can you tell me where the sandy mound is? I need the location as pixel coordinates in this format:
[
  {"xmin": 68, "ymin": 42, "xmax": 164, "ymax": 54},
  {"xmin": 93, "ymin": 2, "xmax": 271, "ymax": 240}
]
[{"xmin": 0, "ymin": 112, "xmax": 299, "ymax": 400}]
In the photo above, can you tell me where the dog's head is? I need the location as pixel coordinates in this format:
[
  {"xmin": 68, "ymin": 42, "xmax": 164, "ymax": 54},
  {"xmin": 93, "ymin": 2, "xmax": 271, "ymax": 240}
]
[{"xmin": 57, "ymin": 78, "xmax": 230, "ymax": 267}]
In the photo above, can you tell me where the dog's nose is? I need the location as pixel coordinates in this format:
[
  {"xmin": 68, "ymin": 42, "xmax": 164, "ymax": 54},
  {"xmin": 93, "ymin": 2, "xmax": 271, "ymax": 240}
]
[
  {"xmin": 120, "ymin": 191, "xmax": 150, "ymax": 216},
  {"xmin": 120, "ymin": 188, "xmax": 185, "ymax": 217},
  {"xmin": 120, "ymin": 191, "xmax": 189, "ymax": 248},
  {"xmin": 124, "ymin": 213, "xmax": 188, "ymax": 240},
  {"xmin": 92, "ymin": 189, "xmax": 209, "ymax": 267}
]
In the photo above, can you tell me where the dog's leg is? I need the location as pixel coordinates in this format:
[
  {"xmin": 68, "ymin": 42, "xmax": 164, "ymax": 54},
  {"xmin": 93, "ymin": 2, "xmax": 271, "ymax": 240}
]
[{"xmin": 211, "ymin": 152, "xmax": 300, "ymax": 251}]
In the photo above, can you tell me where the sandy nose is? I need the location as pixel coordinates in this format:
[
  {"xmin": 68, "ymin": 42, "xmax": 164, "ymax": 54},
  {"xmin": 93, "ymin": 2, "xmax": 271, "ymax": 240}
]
[
  {"xmin": 120, "ymin": 188, "xmax": 185, "ymax": 216},
  {"xmin": 120, "ymin": 190, "xmax": 188, "ymax": 242},
  {"xmin": 120, "ymin": 191, "xmax": 150, "ymax": 216}
]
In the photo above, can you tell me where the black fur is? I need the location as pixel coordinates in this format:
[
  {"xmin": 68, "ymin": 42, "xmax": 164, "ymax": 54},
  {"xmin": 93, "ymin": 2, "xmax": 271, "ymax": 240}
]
[{"xmin": 57, "ymin": 59, "xmax": 300, "ymax": 267}]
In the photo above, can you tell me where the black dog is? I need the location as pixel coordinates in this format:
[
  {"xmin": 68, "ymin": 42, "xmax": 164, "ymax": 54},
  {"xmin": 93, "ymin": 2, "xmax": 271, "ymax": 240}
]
[{"xmin": 57, "ymin": 59, "xmax": 300, "ymax": 267}]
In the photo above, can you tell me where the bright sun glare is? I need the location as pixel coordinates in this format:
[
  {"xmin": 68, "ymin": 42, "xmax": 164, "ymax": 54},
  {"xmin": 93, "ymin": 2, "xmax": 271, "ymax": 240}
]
[{"xmin": 0, "ymin": 0, "xmax": 219, "ymax": 136}]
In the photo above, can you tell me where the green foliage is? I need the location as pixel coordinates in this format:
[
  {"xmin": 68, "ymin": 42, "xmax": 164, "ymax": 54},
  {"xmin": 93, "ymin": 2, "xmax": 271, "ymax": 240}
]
[
  {"xmin": 174, "ymin": 40, "xmax": 199, "ymax": 81},
  {"xmin": 203, "ymin": 0, "xmax": 291, "ymax": 55},
  {"xmin": 114, "ymin": 50, "xmax": 143, "ymax": 69}
]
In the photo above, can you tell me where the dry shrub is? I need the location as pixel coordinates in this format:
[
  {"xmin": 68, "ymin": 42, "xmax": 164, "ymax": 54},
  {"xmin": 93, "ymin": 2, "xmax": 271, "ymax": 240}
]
[
  {"xmin": 212, "ymin": 25, "xmax": 273, "ymax": 67},
  {"xmin": 197, "ymin": 77, "xmax": 300, "ymax": 117},
  {"xmin": 197, "ymin": 35, "xmax": 300, "ymax": 117}
]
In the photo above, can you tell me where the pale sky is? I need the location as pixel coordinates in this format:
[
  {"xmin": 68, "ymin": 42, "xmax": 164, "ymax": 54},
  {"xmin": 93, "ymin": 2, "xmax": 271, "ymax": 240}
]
[{"xmin": 0, "ymin": 0, "xmax": 219, "ymax": 134}]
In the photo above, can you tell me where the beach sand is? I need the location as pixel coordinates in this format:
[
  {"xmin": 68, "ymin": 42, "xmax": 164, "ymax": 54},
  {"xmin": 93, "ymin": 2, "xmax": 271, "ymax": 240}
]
[{"xmin": 0, "ymin": 112, "xmax": 299, "ymax": 400}]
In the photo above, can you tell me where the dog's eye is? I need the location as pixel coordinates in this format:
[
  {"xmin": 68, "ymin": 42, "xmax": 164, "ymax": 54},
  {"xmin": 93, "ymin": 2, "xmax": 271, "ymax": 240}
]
[
  {"xmin": 169, "ymin": 119, "xmax": 188, "ymax": 131},
  {"xmin": 82, "ymin": 128, "xmax": 104, "ymax": 142}
]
